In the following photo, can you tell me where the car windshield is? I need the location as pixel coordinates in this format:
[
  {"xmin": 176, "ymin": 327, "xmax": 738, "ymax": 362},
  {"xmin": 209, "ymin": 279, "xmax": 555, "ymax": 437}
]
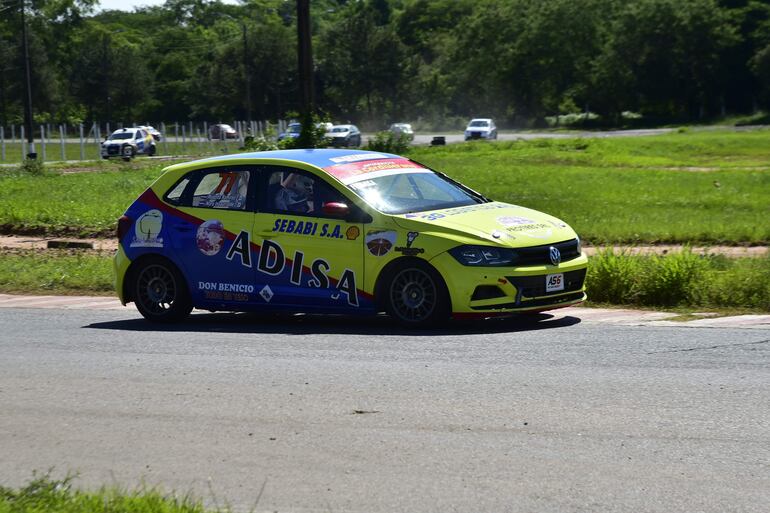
[
  {"xmin": 289, "ymin": 125, "xmax": 301, "ymax": 133},
  {"xmin": 332, "ymin": 127, "xmax": 349, "ymax": 133},
  {"xmin": 469, "ymin": 120, "xmax": 489, "ymax": 127},
  {"xmin": 109, "ymin": 132, "xmax": 134, "ymax": 140},
  {"xmin": 347, "ymin": 171, "xmax": 483, "ymax": 215}
]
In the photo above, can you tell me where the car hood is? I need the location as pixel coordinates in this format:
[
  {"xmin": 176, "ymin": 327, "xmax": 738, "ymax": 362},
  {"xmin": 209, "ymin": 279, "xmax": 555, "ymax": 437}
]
[
  {"xmin": 103, "ymin": 140, "xmax": 131, "ymax": 146},
  {"xmin": 466, "ymin": 126, "xmax": 491, "ymax": 132},
  {"xmin": 393, "ymin": 201, "xmax": 577, "ymax": 247},
  {"xmin": 328, "ymin": 132, "xmax": 350, "ymax": 137}
]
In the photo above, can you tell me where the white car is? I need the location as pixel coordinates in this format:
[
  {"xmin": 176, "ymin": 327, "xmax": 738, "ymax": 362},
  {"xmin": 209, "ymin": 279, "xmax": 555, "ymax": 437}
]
[
  {"xmin": 138, "ymin": 125, "xmax": 162, "ymax": 141},
  {"xmin": 101, "ymin": 127, "xmax": 157, "ymax": 161},
  {"xmin": 388, "ymin": 123, "xmax": 415, "ymax": 141},
  {"xmin": 464, "ymin": 118, "xmax": 497, "ymax": 141},
  {"xmin": 326, "ymin": 124, "xmax": 362, "ymax": 147}
]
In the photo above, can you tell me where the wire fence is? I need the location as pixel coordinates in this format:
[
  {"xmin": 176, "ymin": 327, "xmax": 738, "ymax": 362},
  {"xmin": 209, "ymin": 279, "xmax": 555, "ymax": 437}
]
[{"xmin": 0, "ymin": 120, "xmax": 290, "ymax": 164}]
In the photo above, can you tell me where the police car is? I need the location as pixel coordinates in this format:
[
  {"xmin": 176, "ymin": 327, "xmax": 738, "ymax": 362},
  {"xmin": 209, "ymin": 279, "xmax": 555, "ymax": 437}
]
[
  {"xmin": 114, "ymin": 149, "xmax": 587, "ymax": 326},
  {"xmin": 102, "ymin": 127, "xmax": 157, "ymax": 161}
]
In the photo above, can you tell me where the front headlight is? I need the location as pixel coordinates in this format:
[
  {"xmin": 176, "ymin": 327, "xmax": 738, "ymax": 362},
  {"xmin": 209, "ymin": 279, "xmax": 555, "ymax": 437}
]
[
  {"xmin": 449, "ymin": 245, "xmax": 519, "ymax": 266},
  {"xmin": 576, "ymin": 236, "xmax": 582, "ymax": 254}
]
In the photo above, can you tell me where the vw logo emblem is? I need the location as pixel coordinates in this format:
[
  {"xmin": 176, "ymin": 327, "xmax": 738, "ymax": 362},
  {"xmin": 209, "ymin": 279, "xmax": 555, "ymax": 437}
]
[{"xmin": 549, "ymin": 246, "xmax": 561, "ymax": 266}]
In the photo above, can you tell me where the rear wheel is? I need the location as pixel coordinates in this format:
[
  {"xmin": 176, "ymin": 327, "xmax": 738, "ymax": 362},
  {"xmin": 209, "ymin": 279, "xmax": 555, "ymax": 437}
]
[
  {"xmin": 148, "ymin": 144, "xmax": 157, "ymax": 156},
  {"xmin": 383, "ymin": 260, "xmax": 450, "ymax": 327},
  {"xmin": 132, "ymin": 257, "xmax": 192, "ymax": 322}
]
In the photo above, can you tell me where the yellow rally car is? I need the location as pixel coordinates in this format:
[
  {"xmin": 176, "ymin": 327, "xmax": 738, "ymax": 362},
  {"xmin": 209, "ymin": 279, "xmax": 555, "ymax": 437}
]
[{"xmin": 114, "ymin": 149, "xmax": 587, "ymax": 326}]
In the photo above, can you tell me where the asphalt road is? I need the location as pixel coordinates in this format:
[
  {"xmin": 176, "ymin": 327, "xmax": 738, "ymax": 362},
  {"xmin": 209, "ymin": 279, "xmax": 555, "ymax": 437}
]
[{"xmin": 1, "ymin": 307, "xmax": 768, "ymax": 513}]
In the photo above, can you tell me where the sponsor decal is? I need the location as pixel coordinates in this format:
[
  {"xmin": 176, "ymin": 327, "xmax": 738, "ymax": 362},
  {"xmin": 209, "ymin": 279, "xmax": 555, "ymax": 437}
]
[
  {"xmin": 198, "ymin": 281, "xmax": 253, "ymax": 302},
  {"xmin": 404, "ymin": 203, "xmax": 511, "ymax": 221},
  {"xmin": 346, "ymin": 226, "xmax": 360, "ymax": 240},
  {"xmin": 196, "ymin": 219, "xmax": 225, "ymax": 256},
  {"xmin": 395, "ymin": 231, "xmax": 425, "ymax": 256},
  {"xmin": 504, "ymin": 223, "xmax": 550, "ymax": 233},
  {"xmin": 325, "ymin": 158, "xmax": 428, "ymax": 184},
  {"xmin": 272, "ymin": 218, "xmax": 345, "ymax": 239},
  {"xmin": 365, "ymin": 230, "xmax": 396, "ymax": 256},
  {"xmin": 226, "ymin": 230, "xmax": 252, "ymax": 267},
  {"xmin": 329, "ymin": 153, "xmax": 388, "ymax": 163},
  {"xmin": 260, "ymin": 285, "xmax": 274, "ymax": 303},
  {"xmin": 226, "ymin": 230, "xmax": 361, "ymax": 307},
  {"xmin": 498, "ymin": 216, "xmax": 536, "ymax": 227},
  {"xmin": 130, "ymin": 210, "xmax": 164, "ymax": 248}
]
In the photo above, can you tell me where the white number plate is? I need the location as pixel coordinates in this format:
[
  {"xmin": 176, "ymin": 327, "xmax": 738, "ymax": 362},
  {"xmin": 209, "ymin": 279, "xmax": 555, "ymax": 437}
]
[{"xmin": 546, "ymin": 273, "xmax": 564, "ymax": 293}]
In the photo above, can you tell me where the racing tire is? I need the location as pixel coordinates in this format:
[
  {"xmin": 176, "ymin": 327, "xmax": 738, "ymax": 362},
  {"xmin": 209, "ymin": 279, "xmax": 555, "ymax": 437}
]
[
  {"xmin": 383, "ymin": 260, "xmax": 450, "ymax": 328},
  {"xmin": 121, "ymin": 145, "xmax": 135, "ymax": 162},
  {"xmin": 148, "ymin": 144, "xmax": 157, "ymax": 156},
  {"xmin": 131, "ymin": 257, "xmax": 192, "ymax": 323}
]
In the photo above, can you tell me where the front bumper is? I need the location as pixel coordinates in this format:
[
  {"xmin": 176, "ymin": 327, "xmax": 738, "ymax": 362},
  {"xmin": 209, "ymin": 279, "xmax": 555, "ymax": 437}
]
[
  {"xmin": 431, "ymin": 251, "xmax": 589, "ymax": 317},
  {"xmin": 101, "ymin": 145, "xmax": 121, "ymax": 157}
]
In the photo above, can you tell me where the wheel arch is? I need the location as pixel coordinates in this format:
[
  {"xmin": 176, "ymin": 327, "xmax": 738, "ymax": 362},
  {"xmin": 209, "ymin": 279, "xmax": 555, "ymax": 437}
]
[
  {"xmin": 372, "ymin": 256, "xmax": 451, "ymax": 313},
  {"xmin": 123, "ymin": 253, "xmax": 186, "ymax": 304}
]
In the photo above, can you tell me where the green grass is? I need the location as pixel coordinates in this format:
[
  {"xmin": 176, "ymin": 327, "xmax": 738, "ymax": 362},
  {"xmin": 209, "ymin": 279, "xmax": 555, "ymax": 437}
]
[
  {"xmin": 409, "ymin": 130, "xmax": 770, "ymax": 244},
  {"xmin": 1, "ymin": 129, "xmax": 769, "ymax": 243},
  {"xmin": 0, "ymin": 474, "xmax": 217, "ymax": 513},
  {"xmin": 0, "ymin": 251, "xmax": 114, "ymax": 294},
  {"xmin": 2, "ymin": 249, "xmax": 768, "ymax": 311}
]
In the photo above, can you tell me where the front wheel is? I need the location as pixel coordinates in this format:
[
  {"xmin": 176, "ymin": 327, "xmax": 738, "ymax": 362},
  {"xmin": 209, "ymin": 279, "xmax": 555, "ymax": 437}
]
[
  {"xmin": 132, "ymin": 257, "xmax": 192, "ymax": 322},
  {"xmin": 122, "ymin": 145, "xmax": 135, "ymax": 161},
  {"xmin": 148, "ymin": 144, "xmax": 157, "ymax": 156},
  {"xmin": 384, "ymin": 261, "xmax": 450, "ymax": 327}
]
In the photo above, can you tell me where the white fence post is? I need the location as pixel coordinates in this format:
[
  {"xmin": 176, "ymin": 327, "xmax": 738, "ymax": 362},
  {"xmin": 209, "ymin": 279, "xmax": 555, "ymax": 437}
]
[
  {"xmin": 79, "ymin": 124, "xmax": 85, "ymax": 161},
  {"xmin": 60, "ymin": 125, "xmax": 65, "ymax": 161},
  {"xmin": 40, "ymin": 125, "xmax": 46, "ymax": 161}
]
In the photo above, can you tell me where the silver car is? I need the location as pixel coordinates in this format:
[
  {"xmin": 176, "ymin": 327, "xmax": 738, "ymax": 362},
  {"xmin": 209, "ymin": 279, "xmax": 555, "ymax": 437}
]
[{"xmin": 464, "ymin": 118, "xmax": 497, "ymax": 141}]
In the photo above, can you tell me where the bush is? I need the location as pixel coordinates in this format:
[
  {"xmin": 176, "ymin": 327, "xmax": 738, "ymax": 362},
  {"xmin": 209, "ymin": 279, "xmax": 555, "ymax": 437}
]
[
  {"xmin": 587, "ymin": 249, "xmax": 770, "ymax": 310},
  {"xmin": 19, "ymin": 158, "xmax": 47, "ymax": 176},
  {"xmin": 365, "ymin": 131, "xmax": 411, "ymax": 153}
]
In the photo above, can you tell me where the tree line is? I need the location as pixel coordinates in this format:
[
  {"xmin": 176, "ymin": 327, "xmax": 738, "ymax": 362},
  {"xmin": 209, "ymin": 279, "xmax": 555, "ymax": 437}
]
[{"xmin": 2, "ymin": 0, "xmax": 770, "ymax": 129}]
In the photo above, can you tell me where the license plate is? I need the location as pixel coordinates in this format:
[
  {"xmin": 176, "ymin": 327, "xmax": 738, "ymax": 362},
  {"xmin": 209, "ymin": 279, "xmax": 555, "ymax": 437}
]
[{"xmin": 546, "ymin": 273, "xmax": 564, "ymax": 293}]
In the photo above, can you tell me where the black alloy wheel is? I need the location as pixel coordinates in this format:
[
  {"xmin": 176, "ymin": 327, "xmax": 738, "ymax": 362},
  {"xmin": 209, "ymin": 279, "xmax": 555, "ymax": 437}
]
[
  {"xmin": 133, "ymin": 258, "xmax": 192, "ymax": 322},
  {"xmin": 385, "ymin": 261, "xmax": 449, "ymax": 327}
]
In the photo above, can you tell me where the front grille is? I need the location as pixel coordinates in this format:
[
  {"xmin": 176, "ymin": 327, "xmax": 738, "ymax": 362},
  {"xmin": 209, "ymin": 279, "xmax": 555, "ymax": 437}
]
[
  {"xmin": 515, "ymin": 239, "xmax": 581, "ymax": 266},
  {"xmin": 506, "ymin": 268, "xmax": 587, "ymax": 298},
  {"xmin": 469, "ymin": 132, "xmax": 482, "ymax": 139},
  {"xmin": 107, "ymin": 146, "xmax": 119, "ymax": 155}
]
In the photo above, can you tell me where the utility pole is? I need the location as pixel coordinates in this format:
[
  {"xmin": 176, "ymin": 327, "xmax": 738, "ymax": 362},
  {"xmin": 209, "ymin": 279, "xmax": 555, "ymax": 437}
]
[
  {"xmin": 296, "ymin": 0, "xmax": 314, "ymax": 114},
  {"xmin": 20, "ymin": 0, "xmax": 36, "ymax": 159}
]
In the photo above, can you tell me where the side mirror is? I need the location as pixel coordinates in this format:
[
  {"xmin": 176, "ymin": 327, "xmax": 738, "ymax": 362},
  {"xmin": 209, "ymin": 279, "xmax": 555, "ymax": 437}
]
[{"xmin": 322, "ymin": 202, "xmax": 350, "ymax": 218}]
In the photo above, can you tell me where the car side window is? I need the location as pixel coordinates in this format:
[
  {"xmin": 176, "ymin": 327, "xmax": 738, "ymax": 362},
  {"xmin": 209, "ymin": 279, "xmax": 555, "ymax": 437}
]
[
  {"xmin": 164, "ymin": 167, "xmax": 253, "ymax": 211},
  {"xmin": 263, "ymin": 168, "xmax": 346, "ymax": 218}
]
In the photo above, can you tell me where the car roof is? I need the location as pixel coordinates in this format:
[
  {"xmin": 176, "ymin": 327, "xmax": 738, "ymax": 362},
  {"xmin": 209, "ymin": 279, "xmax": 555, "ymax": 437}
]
[
  {"xmin": 165, "ymin": 149, "xmax": 403, "ymax": 178},
  {"xmin": 112, "ymin": 127, "xmax": 141, "ymax": 134},
  {"xmin": 469, "ymin": 118, "xmax": 492, "ymax": 122},
  {"xmin": 331, "ymin": 124, "xmax": 355, "ymax": 129}
]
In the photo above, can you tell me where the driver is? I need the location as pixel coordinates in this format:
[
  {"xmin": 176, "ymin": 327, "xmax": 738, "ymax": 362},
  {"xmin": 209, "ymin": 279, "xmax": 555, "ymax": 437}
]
[{"xmin": 275, "ymin": 173, "xmax": 314, "ymax": 213}]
